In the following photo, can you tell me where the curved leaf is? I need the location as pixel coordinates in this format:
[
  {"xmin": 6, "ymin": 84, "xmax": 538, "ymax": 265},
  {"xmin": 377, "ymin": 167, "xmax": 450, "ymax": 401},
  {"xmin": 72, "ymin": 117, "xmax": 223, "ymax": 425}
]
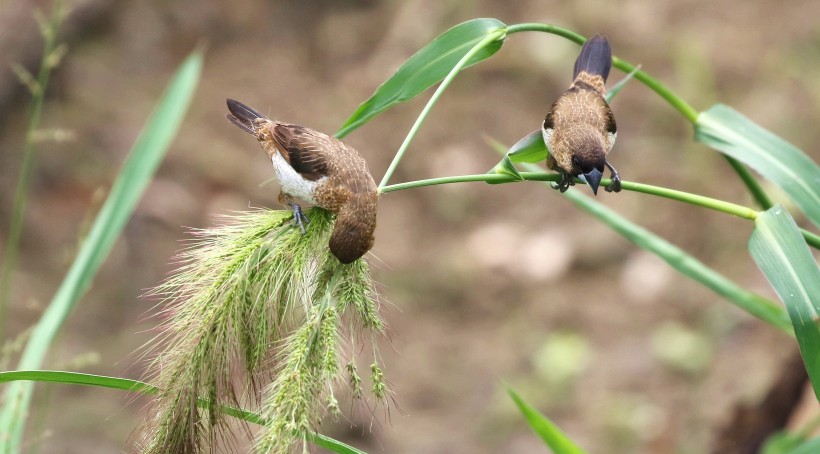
[
  {"xmin": 487, "ymin": 155, "xmax": 523, "ymax": 183},
  {"xmin": 749, "ymin": 206, "xmax": 820, "ymax": 399},
  {"xmin": 336, "ymin": 18, "xmax": 507, "ymax": 138},
  {"xmin": 695, "ymin": 104, "xmax": 820, "ymax": 229},
  {"xmin": 508, "ymin": 129, "xmax": 548, "ymax": 163}
]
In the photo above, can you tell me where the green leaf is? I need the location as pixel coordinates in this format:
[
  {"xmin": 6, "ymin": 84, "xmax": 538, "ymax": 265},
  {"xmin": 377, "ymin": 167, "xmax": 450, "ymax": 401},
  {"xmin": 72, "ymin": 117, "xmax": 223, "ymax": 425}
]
[
  {"xmin": 762, "ymin": 431, "xmax": 808, "ymax": 454},
  {"xmin": 336, "ymin": 18, "xmax": 507, "ymax": 138},
  {"xmin": 487, "ymin": 154, "xmax": 523, "ymax": 183},
  {"xmin": 0, "ymin": 51, "xmax": 203, "ymax": 453},
  {"xmin": 695, "ymin": 104, "xmax": 820, "ymax": 229},
  {"xmin": 508, "ymin": 129, "xmax": 548, "ymax": 163},
  {"xmin": 547, "ymin": 169, "xmax": 792, "ymax": 332},
  {"xmin": 0, "ymin": 371, "xmax": 366, "ymax": 454},
  {"xmin": 749, "ymin": 206, "xmax": 820, "ymax": 399},
  {"xmin": 791, "ymin": 438, "xmax": 820, "ymax": 454},
  {"xmin": 507, "ymin": 387, "xmax": 586, "ymax": 454}
]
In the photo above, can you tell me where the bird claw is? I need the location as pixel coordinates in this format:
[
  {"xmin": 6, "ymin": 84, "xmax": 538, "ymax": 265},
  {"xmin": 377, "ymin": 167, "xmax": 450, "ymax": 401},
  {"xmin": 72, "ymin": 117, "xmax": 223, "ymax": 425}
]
[
  {"xmin": 289, "ymin": 203, "xmax": 310, "ymax": 234},
  {"xmin": 551, "ymin": 170, "xmax": 574, "ymax": 193},
  {"xmin": 604, "ymin": 161, "xmax": 622, "ymax": 193},
  {"xmin": 604, "ymin": 177, "xmax": 621, "ymax": 193}
]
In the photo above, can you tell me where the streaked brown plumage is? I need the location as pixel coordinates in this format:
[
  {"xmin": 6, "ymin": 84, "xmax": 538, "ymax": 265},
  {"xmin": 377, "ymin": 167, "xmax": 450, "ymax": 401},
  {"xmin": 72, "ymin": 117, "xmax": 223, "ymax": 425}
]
[
  {"xmin": 226, "ymin": 99, "xmax": 377, "ymax": 263},
  {"xmin": 542, "ymin": 35, "xmax": 621, "ymax": 195}
]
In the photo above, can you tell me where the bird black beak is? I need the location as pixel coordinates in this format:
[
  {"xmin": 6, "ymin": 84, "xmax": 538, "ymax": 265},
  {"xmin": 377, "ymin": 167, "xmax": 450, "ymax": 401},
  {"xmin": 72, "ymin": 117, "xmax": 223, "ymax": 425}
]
[{"xmin": 583, "ymin": 168, "xmax": 603, "ymax": 195}]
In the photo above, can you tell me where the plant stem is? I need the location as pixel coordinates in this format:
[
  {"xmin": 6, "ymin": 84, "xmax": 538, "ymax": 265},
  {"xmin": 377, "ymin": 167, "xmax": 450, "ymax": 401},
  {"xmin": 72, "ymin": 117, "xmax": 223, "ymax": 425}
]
[
  {"xmin": 379, "ymin": 172, "xmax": 820, "ymax": 249},
  {"xmin": 0, "ymin": 1, "xmax": 64, "ymax": 340},
  {"xmin": 724, "ymin": 155, "xmax": 774, "ymax": 210},
  {"xmin": 377, "ymin": 29, "xmax": 507, "ymax": 189}
]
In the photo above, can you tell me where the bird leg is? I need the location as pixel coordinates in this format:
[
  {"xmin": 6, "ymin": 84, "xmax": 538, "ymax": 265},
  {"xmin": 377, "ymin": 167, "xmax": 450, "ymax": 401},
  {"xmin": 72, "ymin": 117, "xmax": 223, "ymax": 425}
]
[
  {"xmin": 278, "ymin": 192, "xmax": 310, "ymax": 234},
  {"xmin": 550, "ymin": 168, "xmax": 575, "ymax": 193},
  {"xmin": 604, "ymin": 161, "xmax": 622, "ymax": 193}
]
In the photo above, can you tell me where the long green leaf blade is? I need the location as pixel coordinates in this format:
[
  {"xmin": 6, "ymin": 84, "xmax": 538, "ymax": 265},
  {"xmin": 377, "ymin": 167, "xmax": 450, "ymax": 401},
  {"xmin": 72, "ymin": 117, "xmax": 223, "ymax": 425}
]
[
  {"xmin": 0, "ymin": 371, "xmax": 365, "ymax": 454},
  {"xmin": 507, "ymin": 388, "xmax": 586, "ymax": 454},
  {"xmin": 749, "ymin": 206, "xmax": 820, "ymax": 399},
  {"xmin": 0, "ymin": 51, "xmax": 203, "ymax": 453},
  {"xmin": 557, "ymin": 185, "xmax": 792, "ymax": 332},
  {"xmin": 336, "ymin": 18, "xmax": 506, "ymax": 138},
  {"xmin": 695, "ymin": 104, "xmax": 820, "ymax": 228}
]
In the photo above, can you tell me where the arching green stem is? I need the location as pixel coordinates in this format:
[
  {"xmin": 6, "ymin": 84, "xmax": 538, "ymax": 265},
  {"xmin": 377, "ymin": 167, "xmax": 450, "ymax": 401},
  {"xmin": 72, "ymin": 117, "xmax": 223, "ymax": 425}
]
[{"xmin": 378, "ymin": 29, "xmax": 507, "ymax": 189}]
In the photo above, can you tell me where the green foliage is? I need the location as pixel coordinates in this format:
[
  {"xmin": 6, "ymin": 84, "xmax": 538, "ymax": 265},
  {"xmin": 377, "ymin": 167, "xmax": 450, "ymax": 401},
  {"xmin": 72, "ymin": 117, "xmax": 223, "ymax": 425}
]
[
  {"xmin": 507, "ymin": 388, "xmax": 587, "ymax": 454},
  {"xmin": 696, "ymin": 104, "xmax": 820, "ymax": 228},
  {"xmin": 557, "ymin": 180, "xmax": 793, "ymax": 332},
  {"xmin": 336, "ymin": 18, "xmax": 507, "ymax": 138},
  {"xmin": 749, "ymin": 206, "xmax": 820, "ymax": 398},
  {"xmin": 507, "ymin": 130, "xmax": 548, "ymax": 164},
  {"xmin": 0, "ymin": 49, "xmax": 203, "ymax": 453}
]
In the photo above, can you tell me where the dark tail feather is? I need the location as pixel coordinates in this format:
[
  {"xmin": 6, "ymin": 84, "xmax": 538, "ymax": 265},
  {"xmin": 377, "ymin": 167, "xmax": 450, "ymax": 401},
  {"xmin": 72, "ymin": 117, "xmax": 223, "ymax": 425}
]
[
  {"xmin": 573, "ymin": 35, "xmax": 612, "ymax": 82},
  {"xmin": 226, "ymin": 98, "xmax": 266, "ymax": 135}
]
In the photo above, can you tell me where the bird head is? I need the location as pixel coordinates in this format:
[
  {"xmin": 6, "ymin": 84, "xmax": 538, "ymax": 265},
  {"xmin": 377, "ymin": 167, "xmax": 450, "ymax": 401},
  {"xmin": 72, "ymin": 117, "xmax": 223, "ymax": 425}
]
[{"xmin": 573, "ymin": 154, "xmax": 606, "ymax": 195}]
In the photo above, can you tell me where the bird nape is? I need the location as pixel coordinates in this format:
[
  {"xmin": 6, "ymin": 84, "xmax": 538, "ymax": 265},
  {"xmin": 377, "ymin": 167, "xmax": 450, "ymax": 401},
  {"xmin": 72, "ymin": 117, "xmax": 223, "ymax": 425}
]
[{"xmin": 541, "ymin": 34, "xmax": 622, "ymax": 196}]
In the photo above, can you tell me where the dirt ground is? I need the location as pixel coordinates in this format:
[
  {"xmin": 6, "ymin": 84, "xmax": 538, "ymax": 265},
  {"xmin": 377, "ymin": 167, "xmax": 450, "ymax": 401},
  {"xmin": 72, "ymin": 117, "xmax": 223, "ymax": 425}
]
[{"xmin": 2, "ymin": 0, "xmax": 820, "ymax": 453}]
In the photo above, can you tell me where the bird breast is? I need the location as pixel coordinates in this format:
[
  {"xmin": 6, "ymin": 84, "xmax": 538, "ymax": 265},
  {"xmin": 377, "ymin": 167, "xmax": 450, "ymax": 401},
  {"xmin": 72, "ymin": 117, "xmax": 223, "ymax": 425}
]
[{"xmin": 270, "ymin": 151, "xmax": 325, "ymax": 205}]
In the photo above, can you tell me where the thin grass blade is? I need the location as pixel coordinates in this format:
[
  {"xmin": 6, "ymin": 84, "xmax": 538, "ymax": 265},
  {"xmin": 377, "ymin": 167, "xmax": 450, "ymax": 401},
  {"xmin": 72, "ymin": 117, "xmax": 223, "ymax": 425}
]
[
  {"xmin": 336, "ymin": 18, "xmax": 507, "ymax": 138},
  {"xmin": 0, "ymin": 51, "xmax": 203, "ymax": 453},
  {"xmin": 0, "ymin": 371, "xmax": 365, "ymax": 453},
  {"xmin": 604, "ymin": 64, "xmax": 641, "ymax": 104},
  {"xmin": 749, "ymin": 206, "xmax": 820, "ymax": 399},
  {"xmin": 507, "ymin": 387, "xmax": 586, "ymax": 454},
  {"xmin": 695, "ymin": 104, "xmax": 820, "ymax": 229}
]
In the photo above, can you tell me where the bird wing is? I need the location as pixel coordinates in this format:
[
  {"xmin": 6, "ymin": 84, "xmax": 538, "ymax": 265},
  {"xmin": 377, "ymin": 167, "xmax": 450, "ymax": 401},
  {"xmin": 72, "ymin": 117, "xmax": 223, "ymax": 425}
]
[{"xmin": 270, "ymin": 124, "xmax": 333, "ymax": 181}]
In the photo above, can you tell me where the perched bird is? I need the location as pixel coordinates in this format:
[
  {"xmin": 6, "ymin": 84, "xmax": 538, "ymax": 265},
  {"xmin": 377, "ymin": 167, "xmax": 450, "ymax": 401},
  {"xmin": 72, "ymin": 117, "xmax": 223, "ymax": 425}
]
[
  {"xmin": 226, "ymin": 99, "xmax": 377, "ymax": 263},
  {"xmin": 542, "ymin": 35, "xmax": 621, "ymax": 195}
]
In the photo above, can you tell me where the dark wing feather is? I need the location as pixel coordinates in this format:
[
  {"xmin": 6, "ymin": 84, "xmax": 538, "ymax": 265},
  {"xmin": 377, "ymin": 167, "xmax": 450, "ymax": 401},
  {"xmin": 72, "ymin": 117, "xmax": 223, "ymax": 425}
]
[{"xmin": 271, "ymin": 124, "xmax": 331, "ymax": 181}]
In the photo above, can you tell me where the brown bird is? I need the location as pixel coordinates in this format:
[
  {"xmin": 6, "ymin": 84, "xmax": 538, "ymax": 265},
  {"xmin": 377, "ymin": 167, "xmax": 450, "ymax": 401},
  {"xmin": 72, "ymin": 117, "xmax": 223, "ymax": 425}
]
[
  {"xmin": 226, "ymin": 99, "xmax": 377, "ymax": 263},
  {"xmin": 542, "ymin": 35, "xmax": 621, "ymax": 195}
]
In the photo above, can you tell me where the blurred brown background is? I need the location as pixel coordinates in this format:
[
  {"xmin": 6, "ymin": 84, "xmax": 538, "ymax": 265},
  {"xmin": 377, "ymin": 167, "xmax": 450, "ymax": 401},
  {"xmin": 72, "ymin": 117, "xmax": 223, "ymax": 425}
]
[{"xmin": 2, "ymin": 0, "xmax": 820, "ymax": 452}]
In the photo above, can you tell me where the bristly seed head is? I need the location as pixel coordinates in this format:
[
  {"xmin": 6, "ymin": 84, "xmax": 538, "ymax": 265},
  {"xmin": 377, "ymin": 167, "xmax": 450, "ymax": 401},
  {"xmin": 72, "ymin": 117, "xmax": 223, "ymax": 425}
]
[{"xmin": 137, "ymin": 207, "xmax": 389, "ymax": 454}]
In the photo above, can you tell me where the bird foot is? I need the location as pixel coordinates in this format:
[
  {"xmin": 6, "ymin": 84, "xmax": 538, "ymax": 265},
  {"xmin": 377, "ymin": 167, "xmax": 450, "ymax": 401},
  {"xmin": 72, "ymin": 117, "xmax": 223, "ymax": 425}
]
[
  {"xmin": 550, "ymin": 170, "xmax": 575, "ymax": 193},
  {"xmin": 288, "ymin": 202, "xmax": 310, "ymax": 234},
  {"xmin": 604, "ymin": 161, "xmax": 622, "ymax": 193}
]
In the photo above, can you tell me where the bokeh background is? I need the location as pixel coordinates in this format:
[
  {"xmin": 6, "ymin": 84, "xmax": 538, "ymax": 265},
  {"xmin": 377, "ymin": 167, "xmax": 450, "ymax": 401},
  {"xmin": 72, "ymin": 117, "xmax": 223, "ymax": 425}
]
[{"xmin": 2, "ymin": 0, "xmax": 820, "ymax": 452}]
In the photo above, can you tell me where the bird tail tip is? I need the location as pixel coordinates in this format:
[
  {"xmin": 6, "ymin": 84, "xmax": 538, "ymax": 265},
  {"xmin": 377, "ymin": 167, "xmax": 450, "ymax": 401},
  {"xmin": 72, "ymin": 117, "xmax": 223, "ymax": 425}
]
[
  {"xmin": 573, "ymin": 35, "xmax": 612, "ymax": 83},
  {"xmin": 226, "ymin": 98, "xmax": 267, "ymax": 135}
]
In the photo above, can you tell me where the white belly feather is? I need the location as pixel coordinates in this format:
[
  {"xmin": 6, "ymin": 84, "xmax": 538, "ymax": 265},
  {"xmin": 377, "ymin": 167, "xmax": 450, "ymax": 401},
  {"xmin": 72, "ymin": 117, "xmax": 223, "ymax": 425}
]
[{"xmin": 270, "ymin": 153, "xmax": 325, "ymax": 205}]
